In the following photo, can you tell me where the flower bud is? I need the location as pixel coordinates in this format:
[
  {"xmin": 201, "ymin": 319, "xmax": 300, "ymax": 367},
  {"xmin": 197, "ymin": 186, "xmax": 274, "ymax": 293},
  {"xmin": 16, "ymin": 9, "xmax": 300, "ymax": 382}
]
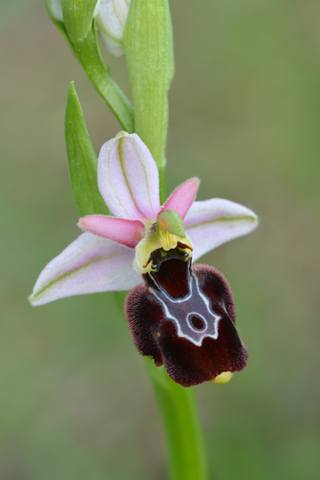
[
  {"xmin": 46, "ymin": 0, "xmax": 63, "ymax": 21},
  {"xmin": 46, "ymin": 0, "xmax": 101, "ymax": 23},
  {"xmin": 97, "ymin": 0, "xmax": 131, "ymax": 57}
]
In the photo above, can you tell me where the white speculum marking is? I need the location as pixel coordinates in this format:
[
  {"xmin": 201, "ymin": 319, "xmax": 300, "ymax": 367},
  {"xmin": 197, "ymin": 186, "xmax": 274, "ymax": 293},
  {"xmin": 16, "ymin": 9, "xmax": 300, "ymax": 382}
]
[{"xmin": 151, "ymin": 274, "xmax": 221, "ymax": 347}]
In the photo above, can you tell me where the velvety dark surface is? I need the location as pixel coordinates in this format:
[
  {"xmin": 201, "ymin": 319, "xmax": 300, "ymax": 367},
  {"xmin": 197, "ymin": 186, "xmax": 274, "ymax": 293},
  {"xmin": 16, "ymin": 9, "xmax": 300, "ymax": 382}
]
[{"xmin": 126, "ymin": 253, "xmax": 247, "ymax": 387}]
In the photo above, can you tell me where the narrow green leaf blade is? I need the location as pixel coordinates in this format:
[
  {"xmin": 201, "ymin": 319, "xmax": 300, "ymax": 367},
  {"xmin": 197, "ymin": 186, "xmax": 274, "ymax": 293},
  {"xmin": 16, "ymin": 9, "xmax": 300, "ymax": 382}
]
[{"xmin": 65, "ymin": 82, "xmax": 109, "ymax": 217}]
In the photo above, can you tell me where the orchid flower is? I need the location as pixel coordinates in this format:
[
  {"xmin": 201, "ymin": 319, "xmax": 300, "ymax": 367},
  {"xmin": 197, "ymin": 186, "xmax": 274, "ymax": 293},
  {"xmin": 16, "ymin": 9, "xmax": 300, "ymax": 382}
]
[
  {"xmin": 46, "ymin": 0, "xmax": 130, "ymax": 57},
  {"xmin": 30, "ymin": 132, "xmax": 258, "ymax": 387},
  {"xmin": 46, "ymin": 0, "xmax": 101, "ymax": 23},
  {"xmin": 97, "ymin": 0, "xmax": 131, "ymax": 57}
]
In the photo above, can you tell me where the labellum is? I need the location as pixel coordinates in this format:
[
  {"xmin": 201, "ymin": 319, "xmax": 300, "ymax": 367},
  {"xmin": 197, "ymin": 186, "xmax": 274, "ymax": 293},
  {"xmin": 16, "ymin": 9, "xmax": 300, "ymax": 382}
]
[{"xmin": 125, "ymin": 233, "xmax": 248, "ymax": 387}]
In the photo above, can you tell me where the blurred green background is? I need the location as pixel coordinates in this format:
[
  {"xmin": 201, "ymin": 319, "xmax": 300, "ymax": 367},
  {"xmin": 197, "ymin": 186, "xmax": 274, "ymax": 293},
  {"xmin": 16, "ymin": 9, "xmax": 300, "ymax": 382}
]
[{"xmin": 1, "ymin": 1, "xmax": 319, "ymax": 479}]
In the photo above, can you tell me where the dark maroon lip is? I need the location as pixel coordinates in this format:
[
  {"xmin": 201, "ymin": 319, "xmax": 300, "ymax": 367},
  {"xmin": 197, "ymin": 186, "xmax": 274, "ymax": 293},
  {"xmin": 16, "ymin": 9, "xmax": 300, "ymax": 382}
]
[{"xmin": 125, "ymin": 253, "xmax": 248, "ymax": 387}]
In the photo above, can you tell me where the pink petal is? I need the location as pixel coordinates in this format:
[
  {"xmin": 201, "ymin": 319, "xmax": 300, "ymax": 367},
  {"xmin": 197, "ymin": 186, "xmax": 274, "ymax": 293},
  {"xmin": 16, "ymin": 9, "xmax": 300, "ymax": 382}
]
[
  {"xmin": 184, "ymin": 199, "xmax": 258, "ymax": 261},
  {"xmin": 29, "ymin": 233, "xmax": 140, "ymax": 306},
  {"xmin": 98, "ymin": 133, "xmax": 161, "ymax": 221},
  {"xmin": 159, "ymin": 178, "xmax": 200, "ymax": 220},
  {"xmin": 78, "ymin": 215, "xmax": 144, "ymax": 248}
]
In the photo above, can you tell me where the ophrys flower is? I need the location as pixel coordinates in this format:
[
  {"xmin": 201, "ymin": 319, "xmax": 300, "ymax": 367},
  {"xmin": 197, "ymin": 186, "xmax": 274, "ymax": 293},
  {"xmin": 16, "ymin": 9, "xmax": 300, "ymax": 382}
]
[{"xmin": 30, "ymin": 132, "xmax": 258, "ymax": 386}]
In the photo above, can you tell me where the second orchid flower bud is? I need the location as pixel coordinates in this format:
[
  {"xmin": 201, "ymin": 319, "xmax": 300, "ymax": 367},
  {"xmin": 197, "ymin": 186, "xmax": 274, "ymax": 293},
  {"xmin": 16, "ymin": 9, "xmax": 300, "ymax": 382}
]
[
  {"xmin": 46, "ymin": 0, "xmax": 101, "ymax": 23},
  {"xmin": 97, "ymin": 0, "xmax": 131, "ymax": 57}
]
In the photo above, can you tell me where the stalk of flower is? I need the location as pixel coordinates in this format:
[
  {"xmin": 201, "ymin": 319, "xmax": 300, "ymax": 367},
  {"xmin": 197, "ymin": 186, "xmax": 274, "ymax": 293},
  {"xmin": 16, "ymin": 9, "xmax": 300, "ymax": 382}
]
[
  {"xmin": 45, "ymin": 0, "xmax": 134, "ymax": 132},
  {"xmin": 30, "ymin": 132, "xmax": 257, "ymax": 387}
]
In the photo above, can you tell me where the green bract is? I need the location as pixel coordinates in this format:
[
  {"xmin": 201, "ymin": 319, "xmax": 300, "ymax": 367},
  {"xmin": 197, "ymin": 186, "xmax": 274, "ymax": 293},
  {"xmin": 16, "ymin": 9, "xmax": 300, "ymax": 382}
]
[
  {"xmin": 124, "ymin": 0, "xmax": 174, "ymax": 200},
  {"xmin": 65, "ymin": 83, "xmax": 109, "ymax": 217},
  {"xmin": 61, "ymin": 0, "xmax": 100, "ymax": 44}
]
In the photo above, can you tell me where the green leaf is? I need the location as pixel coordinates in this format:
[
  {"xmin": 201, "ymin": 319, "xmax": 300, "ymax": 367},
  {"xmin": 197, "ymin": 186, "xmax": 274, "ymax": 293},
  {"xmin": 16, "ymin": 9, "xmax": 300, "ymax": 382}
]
[
  {"xmin": 65, "ymin": 82, "xmax": 109, "ymax": 217},
  {"xmin": 61, "ymin": 0, "xmax": 99, "ymax": 44},
  {"xmin": 124, "ymin": 0, "xmax": 174, "ymax": 198}
]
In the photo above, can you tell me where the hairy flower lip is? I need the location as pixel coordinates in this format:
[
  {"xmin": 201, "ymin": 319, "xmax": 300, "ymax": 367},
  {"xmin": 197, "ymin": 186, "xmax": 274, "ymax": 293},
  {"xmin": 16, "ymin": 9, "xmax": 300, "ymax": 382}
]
[
  {"xmin": 29, "ymin": 132, "xmax": 258, "ymax": 306},
  {"xmin": 125, "ymin": 258, "xmax": 248, "ymax": 387}
]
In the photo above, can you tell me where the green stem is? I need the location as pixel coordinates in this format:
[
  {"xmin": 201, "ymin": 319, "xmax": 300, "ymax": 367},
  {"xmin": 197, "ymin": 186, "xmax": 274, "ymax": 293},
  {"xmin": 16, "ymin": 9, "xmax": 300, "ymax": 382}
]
[
  {"xmin": 75, "ymin": 25, "xmax": 134, "ymax": 133},
  {"xmin": 48, "ymin": 1, "xmax": 134, "ymax": 134},
  {"xmin": 145, "ymin": 361, "xmax": 208, "ymax": 480}
]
